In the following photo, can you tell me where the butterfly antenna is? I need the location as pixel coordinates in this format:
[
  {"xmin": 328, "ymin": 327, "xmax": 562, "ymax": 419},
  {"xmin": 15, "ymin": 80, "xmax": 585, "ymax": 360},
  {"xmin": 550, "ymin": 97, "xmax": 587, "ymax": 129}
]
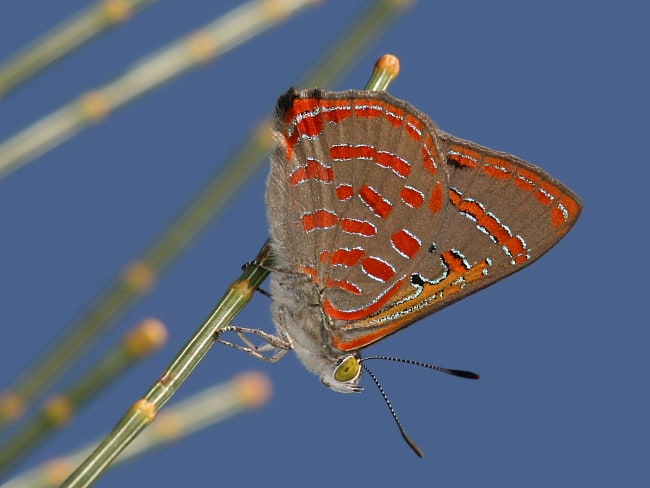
[
  {"xmin": 362, "ymin": 356, "xmax": 480, "ymax": 380},
  {"xmin": 360, "ymin": 362, "xmax": 424, "ymax": 458}
]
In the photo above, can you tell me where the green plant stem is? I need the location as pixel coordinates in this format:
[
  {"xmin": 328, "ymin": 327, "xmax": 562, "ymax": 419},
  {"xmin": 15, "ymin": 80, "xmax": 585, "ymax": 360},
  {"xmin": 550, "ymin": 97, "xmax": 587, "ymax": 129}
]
[
  {"xmin": 4, "ymin": 372, "xmax": 271, "ymax": 488},
  {"xmin": 0, "ymin": 0, "xmax": 317, "ymax": 180},
  {"xmin": 60, "ymin": 241, "xmax": 272, "ymax": 487},
  {"xmin": 0, "ymin": 0, "xmax": 157, "ymax": 98},
  {"xmin": 0, "ymin": 319, "xmax": 167, "ymax": 477}
]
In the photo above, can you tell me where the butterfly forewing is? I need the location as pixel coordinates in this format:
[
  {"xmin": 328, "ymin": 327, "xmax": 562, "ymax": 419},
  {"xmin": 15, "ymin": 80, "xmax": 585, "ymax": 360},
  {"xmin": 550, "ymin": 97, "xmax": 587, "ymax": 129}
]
[{"xmin": 270, "ymin": 89, "xmax": 449, "ymax": 309}]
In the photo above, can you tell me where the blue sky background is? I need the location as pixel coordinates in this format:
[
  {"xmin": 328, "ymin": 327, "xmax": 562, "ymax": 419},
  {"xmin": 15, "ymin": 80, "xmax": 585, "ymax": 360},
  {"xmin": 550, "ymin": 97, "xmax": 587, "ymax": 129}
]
[{"xmin": 0, "ymin": 1, "xmax": 648, "ymax": 486}]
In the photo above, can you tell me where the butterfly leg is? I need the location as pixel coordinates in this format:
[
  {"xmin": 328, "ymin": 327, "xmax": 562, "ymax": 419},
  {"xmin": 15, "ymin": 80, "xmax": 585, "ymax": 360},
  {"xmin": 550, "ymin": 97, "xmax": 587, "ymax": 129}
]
[{"xmin": 217, "ymin": 325, "xmax": 290, "ymax": 363}]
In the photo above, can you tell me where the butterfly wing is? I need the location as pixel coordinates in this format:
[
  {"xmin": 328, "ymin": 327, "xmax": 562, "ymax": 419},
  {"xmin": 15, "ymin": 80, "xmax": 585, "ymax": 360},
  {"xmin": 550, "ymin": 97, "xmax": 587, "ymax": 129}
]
[
  {"xmin": 268, "ymin": 88, "xmax": 582, "ymax": 353},
  {"xmin": 268, "ymin": 87, "xmax": 448, "ymax": 302}
]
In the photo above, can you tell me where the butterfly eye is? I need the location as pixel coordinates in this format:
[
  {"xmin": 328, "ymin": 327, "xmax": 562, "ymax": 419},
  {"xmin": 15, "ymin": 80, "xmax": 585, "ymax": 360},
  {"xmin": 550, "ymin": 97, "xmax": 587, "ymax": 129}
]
[{"xmin": 334, "ymin": 355, "xmax": 361, "ymax": 382}]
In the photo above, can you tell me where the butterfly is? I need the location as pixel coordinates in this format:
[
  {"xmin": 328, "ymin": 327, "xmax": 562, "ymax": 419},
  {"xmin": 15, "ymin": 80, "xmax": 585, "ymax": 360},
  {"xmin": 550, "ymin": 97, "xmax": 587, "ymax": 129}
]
[{"xmin": 220, "ymin": 87, "xmax": 582, "ymax": 454}]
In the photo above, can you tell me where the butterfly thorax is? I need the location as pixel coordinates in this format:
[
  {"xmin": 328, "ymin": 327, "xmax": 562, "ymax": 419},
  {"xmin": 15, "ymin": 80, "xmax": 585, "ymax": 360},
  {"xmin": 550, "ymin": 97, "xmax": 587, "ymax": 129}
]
[{"xmin": 269, "ymin": 272, "xmax": 362, "ymax": 393}]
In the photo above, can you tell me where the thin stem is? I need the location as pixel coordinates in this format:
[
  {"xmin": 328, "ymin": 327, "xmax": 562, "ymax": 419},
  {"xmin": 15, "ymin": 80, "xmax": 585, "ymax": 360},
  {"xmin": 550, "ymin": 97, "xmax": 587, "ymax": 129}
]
[
  {"xmin": 0, "ymin": 319, "xmax": 167, "ymax": 477},
  {"xmin": 4, "ymin": 372, "xmax": 271, "ymax": 488},
  {"xmin": 0, "ymin": 0, "xmax": 157, "ymax": 98},
  {"xmin": 60, "ymin": 241, "xmax": 273, "ymax": 487},
  {"xmin": 0, "ymin": 0, "xmax": 317, "ymax": 181}
]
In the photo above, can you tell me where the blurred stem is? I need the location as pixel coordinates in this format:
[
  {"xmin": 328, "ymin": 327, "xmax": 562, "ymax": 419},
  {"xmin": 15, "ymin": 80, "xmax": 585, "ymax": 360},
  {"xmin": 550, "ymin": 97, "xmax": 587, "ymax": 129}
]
[
  {"xmin": 0, "ymin": 0, "xmax": 317, "ymax": 180},
  {"xmin": 61, "ymin": 54, "xmax": 401, "ymax": 488},
  {"xmin": 60, "ymin": 241, "xmax": 273, "ymax": 488},
  {"xmin": 0, "ymin": 319, "xmax": 167, "ymax": 477},
  {"xmin": 0, "ymin": 0, "xmax": 157, "ymax": 98},
  {"xmin": 4, "ymin": 372, "xmax": 272, "ymax": 488},
  {"xmin": 0, "ymin": 0, "xmax": 411, "ymax": 434}
]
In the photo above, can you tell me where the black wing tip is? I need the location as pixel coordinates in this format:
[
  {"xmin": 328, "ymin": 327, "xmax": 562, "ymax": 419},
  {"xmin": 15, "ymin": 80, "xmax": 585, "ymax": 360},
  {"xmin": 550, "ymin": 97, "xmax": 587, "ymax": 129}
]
[
  {"xmin": 275, "ymin": 86, "xmax": 299, "ymax": 117},
  {"xmin": 275, "ymin": 87, "xmax": 330, "ymax": 114}
]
